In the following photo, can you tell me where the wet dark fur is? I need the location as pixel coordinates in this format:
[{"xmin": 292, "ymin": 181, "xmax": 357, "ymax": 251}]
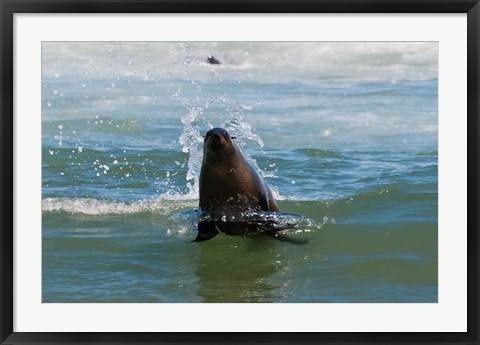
[{"xmin": 195, "ymin": 127, "xmax": 307, "ymax": 244}]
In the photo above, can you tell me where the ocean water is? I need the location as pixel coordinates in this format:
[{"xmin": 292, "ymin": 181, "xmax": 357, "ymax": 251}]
[{"xmin": 42, "ymin": 42, "xmax": 438, "ymax": 303}]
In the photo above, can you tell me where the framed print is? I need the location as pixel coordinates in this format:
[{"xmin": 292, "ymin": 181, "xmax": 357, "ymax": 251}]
[{"xmin": 1, "ymin": 1, "xmax": 479, "ymax": 345}]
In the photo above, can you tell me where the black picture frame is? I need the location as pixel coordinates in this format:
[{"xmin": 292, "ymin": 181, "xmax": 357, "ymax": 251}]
[{"xmin": 1, "ymin": 1, "xmax": 479, "ymax": 344}]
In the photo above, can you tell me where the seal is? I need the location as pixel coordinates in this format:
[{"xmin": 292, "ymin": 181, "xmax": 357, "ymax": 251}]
[
  {"xmin": 207, "ymin": 55, "xmax": 221, "ymax": 64},
  {"xmin": 194, "ymin": 127, "xmax": 307, "ymax": 244}
]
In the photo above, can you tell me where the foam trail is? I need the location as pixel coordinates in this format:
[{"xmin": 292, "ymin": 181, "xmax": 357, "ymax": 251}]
[
  {"xmin": 42, "ymin": 193, "xmax": 339, "ymax": 215},
  {"xmin": 42, "ymin": 195, "xmax": 197, "ymax": 215}
]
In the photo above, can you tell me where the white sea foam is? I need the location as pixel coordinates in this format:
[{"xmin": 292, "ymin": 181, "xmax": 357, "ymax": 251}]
[
  {"xmin": 42, "ymin": 193, "xmax": 340, "ymax": 215},
  {"xmin": 42, "ymin": 42, "xmax": 438, "ymax": 83},
  {"xmin": 42, "ymin": 193, "xmax": 197, "ymax": 215}
]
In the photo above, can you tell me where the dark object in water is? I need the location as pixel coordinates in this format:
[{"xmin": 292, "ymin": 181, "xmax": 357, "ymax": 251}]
[
  {"xmin": 207, "ymin": 55, "xmax": 221, "ymax": 64},
  {"xmin": 194, "ymin": 127, "xmax": 308, "ymax": 244}
]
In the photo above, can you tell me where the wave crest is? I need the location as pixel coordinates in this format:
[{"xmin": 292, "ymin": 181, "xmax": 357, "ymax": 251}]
[{"xmin": 42, "ymin": 195, "xmax": 197, "ymax": 215}]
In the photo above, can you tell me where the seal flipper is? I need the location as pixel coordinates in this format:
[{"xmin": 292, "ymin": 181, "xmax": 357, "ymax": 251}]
[
  {"xmin": 265, "ymin": 231, "xmax": 310, "ymax": 245},
  {"xmin": 192, "ymin": 221, "xmax": 218, "ymax": 242}
]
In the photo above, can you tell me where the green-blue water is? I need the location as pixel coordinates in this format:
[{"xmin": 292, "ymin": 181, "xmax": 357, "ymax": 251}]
[{"xmin": 42, "ymin": 42, "xmax": 438, "ymax": 302}]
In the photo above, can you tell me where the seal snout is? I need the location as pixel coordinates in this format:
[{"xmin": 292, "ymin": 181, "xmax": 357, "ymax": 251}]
[
  {"xmin": 209, "ymin": 133, "xmax": 223, "ymax": 151},
  {"xmin": 204, "ymin": 127, "xmax": 231, "ymax": 152},
  {"xmin": 211, "ymin": 133, "xmax": 221, "ymax": 142}
]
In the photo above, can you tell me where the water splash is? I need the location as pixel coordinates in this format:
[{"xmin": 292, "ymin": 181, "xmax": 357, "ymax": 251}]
[
  {"xmin": 171, "ymin": 42, "xmax": 206, "ymax": 197},
  {"xmin": 177, "ymin": 98, "xmax": 271, "ymax": 195},
  {"xmin": 170, "ymin": 208, "xmax": 334, "ymax": 234},
  {"xmin": 222, "ymin": 102, "xmax": 280, "ymax": 180},
  {"xmin": 223, "ymin": 103, "xmax": 264, "ymax": 148},
  {"xmin": 177, "ymin": 108, "xmax": 204, "ymax": 196},
  {"xmin": 173, "ymin": 42, "xmax": 268, "ymax": 197}
]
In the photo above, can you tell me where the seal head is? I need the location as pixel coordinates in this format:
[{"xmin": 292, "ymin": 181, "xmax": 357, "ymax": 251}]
[{"xmin": 203, "ymin": 127, "xmax": 236, "ymax": 158}]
